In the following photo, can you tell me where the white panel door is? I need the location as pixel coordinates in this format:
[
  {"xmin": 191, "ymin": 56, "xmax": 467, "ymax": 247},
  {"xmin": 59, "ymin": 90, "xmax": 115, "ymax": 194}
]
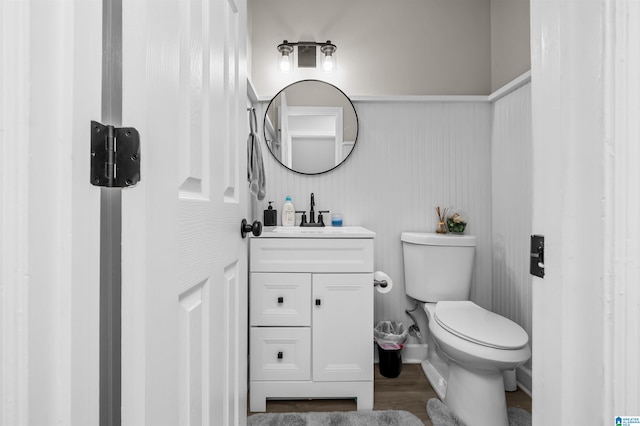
[
  {"xmin": 120, "ymin": 0, "xmax": 248, "ymax": 425},
  {"xmin": 312, "ymin": 274, "xmax": 373, "ymax": 382}
]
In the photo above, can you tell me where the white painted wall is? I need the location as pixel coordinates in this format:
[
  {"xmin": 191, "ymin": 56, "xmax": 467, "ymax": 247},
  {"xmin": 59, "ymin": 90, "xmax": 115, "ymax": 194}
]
[
  {"xmin": 251, "ymin": 99, "xmax": 493, "ymax": 348},
  {"xmin": 491, "ymin": 82, "xmax": 532, "ymax": 391},
  {"xmin": 249, "ymin": 0, "xmax": 532, "ymax": 97},
  {"xmin": 490, "ymin": 0, "xmax": 530, "ymax": 92},
  {"xmin": 249, "ymin": 0, "xmax": 492, "ymax": 96}
]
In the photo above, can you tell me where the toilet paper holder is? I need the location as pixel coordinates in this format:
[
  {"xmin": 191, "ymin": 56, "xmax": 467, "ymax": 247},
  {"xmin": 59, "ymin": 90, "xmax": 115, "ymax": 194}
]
[{"xmin": 374, "ymin": 279, "xmax": 388, "ymax": 288}]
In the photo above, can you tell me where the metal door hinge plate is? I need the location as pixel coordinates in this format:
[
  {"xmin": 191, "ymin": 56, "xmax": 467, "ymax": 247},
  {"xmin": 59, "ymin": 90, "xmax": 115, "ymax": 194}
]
[{"xmin": 91, "ymin": 120, "xmax": 140, "ymax": 187}]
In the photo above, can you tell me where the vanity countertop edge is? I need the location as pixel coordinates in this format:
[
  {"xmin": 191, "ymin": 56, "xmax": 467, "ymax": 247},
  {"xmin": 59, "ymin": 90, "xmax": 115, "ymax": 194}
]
[{"xmin": 257, "ymin": 226, "xmax": 376, "ymax": 239}]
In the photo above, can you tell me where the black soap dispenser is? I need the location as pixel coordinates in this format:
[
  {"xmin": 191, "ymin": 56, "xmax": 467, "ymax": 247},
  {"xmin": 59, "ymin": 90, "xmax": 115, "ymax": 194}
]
[{"xmin": 263, "ymin": 201, "xmax": 277, "ymax": 226}]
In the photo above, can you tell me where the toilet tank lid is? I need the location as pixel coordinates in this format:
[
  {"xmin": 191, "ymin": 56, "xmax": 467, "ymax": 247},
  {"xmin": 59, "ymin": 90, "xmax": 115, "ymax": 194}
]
[{"xmin": 401, "ymin": 232, "xmax": 476, "ymax": 247}]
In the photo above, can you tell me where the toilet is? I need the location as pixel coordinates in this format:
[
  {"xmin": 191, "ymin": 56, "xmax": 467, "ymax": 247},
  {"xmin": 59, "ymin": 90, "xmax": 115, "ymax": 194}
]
[{"xmin": 401, "ymin": 232, "xmax": 530, "ymax": 426}]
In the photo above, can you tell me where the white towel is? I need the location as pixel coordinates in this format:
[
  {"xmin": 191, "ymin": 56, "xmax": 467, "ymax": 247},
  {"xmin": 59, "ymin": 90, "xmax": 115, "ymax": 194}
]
[{"xmin": 247, "ymin": 109, "xmax": 266, "ymax": 200}]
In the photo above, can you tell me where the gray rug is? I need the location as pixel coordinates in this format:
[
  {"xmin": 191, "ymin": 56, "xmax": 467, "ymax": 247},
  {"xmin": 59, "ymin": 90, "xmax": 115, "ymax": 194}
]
[
  {"xmin": 247, "ymin": 410, "xmax": 425, "ymax": 426},
  {"xmin": 426, "ymin": 398, "xmax": 531, "ymax": 426}
]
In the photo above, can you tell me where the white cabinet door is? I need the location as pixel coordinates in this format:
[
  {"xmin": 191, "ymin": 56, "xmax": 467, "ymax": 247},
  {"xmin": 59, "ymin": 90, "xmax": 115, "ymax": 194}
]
[{"xmin": 312, "ymin": 274, "xmax": 374, "ymax": 382}]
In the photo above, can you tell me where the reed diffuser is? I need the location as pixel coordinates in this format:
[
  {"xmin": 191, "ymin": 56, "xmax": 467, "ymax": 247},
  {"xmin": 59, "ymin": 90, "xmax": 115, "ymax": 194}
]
[{"xmin": 435, "ymin": 206, "xmax": 448, "ymax": 234}]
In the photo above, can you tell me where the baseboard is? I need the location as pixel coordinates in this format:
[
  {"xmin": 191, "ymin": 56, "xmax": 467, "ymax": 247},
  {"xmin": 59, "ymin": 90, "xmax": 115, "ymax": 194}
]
[
  {"xmin": 516, "ymin": 365, "xmax": 532, "ymax": 396},
  {"xmin": 401, "ymin": 343, "xmax": 428, "ymax": 364},
  {"xmin": 374, "ymin": 343, "xmax": 427, "ymax": 364}
]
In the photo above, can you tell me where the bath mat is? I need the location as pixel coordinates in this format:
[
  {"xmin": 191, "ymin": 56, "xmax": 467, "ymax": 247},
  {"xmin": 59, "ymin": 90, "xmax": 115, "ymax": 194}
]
[
  {"xmin": 426, "ymin": 398, "xmax": 531, "ymax": 426},
  {"xmin": 247, "ymin": 409, "xmax": 424, "ymax": 426}
]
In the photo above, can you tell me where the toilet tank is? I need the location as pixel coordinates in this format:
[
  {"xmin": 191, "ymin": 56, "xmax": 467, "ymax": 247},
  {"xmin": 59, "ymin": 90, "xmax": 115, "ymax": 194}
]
[{"xmin": 401, "ymin": 232, "xmax": 476, "ymax": 302}]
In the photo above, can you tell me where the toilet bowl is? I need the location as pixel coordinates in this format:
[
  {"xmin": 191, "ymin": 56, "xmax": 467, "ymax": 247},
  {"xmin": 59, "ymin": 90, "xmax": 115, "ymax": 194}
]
[{"xmin": 424, "ymin": 302, "xmax": 530, "ymax": 426}]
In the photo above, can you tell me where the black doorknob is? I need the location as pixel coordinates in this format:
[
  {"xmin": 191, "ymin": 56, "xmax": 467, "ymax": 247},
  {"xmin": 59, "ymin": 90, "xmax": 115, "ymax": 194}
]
[{"xmin": 240, "ymin": 219, "xmax": 262, "ymax": 238}]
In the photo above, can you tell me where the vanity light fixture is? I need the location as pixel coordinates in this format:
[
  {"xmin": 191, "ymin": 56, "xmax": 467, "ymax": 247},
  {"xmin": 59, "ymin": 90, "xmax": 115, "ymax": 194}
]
[
  {"xmin": 320, "ymin": 43, "xmax": 336, "ymax": 71},
  {"xmin": 277, "ymin": 42, "xmax": 294, "ymax": 72},
  {"xmin": 277, "ymin": 40, "xmax": 337, "ymax": 72}
]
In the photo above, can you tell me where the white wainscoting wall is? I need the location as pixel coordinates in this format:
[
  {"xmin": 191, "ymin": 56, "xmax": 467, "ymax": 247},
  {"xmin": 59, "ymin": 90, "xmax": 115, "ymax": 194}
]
[
  {"xmin": 251, "ymin": 99, "xmax": 494, "ymax": 350},
  {"xmin": 490, "ymin": 82, "xmax": 533, "ymax": 392}
]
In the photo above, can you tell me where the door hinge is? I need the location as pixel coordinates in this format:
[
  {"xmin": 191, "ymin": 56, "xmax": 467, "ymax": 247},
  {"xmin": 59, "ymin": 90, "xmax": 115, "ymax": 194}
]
[{"xmin": 91, "ymin": 120, "xmax": 141, "ymax": 187}]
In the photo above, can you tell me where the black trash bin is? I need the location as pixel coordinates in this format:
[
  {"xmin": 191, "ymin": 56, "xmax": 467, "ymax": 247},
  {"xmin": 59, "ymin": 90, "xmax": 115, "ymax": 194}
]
[
  {"xmin": 374, "ymin": 321, "xmax": 408, "ymax": 379},
  {"xmin": 377, "ymin": 343, "xmax": 403, "ymax": 378}
]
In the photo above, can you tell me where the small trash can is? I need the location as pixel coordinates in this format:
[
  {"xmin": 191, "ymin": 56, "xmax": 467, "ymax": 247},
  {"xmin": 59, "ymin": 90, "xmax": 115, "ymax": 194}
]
[
  {"xmin": 377, "ymin": 342, "xmax": 403, "ymax": 378},
  {"xmin": 374, "ymin": 321, "xmax": 408, "ymax": 379}
]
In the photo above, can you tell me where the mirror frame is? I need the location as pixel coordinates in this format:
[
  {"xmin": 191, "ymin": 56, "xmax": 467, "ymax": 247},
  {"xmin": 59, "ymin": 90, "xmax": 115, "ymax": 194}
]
[{"xmin": 263, "ymin": 79, "xmax": 359, "ymax": 175}]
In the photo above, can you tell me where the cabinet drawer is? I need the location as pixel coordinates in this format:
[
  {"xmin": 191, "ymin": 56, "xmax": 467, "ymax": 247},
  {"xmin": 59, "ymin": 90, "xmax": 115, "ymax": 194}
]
[
  {"xmin": 250, "ymin": 238, "xmax": 374, "ymax": 273},
  {"xmin": 250, "ymin": 273, "xmax": 311, "ymax": 326},
  {"xmin": 250, "ymin": 327, "xmax": 311, "ymax": 381}
]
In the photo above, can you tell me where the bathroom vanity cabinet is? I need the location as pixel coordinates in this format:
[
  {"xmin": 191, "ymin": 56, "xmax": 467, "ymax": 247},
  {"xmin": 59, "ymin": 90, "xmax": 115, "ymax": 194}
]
[{"xmin": 248, "ymin": 227, "xmax": 375, "ymax": 412}]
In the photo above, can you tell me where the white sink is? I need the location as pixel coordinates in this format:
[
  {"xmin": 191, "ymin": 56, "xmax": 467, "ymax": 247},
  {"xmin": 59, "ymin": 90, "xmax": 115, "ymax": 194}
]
[{"xmin": 266, "ymin": 226, "xmax": 375, "ymax": 238}]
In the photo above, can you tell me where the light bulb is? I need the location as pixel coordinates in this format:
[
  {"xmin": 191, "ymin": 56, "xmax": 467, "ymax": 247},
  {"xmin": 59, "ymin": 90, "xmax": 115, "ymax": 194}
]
[
  {"xmin": 322, "ymin": 54, "xmax": 334, "ymax": 72},
  {"xmin": 280, "ymin": 54, "xmax": 291, "ymax": 72}
]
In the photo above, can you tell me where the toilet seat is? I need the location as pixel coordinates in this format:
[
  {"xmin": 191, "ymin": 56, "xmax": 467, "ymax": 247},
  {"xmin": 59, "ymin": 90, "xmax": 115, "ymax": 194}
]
[{"xmin": 434, "ymin": 301, "xmax": 528, "ymax": 350}]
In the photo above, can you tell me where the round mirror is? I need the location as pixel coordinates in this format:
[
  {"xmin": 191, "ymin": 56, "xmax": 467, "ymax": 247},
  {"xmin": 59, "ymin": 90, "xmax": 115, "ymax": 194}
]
[{"xmin": 263, "ymin": 80, "xmax": 358, "ymax": 175}]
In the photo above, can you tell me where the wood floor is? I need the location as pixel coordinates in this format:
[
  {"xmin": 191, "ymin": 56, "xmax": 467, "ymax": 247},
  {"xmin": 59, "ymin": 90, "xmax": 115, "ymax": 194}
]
[{"xmin": 248, "ymin": 363, "xmax": 532, "ymax": 425}]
